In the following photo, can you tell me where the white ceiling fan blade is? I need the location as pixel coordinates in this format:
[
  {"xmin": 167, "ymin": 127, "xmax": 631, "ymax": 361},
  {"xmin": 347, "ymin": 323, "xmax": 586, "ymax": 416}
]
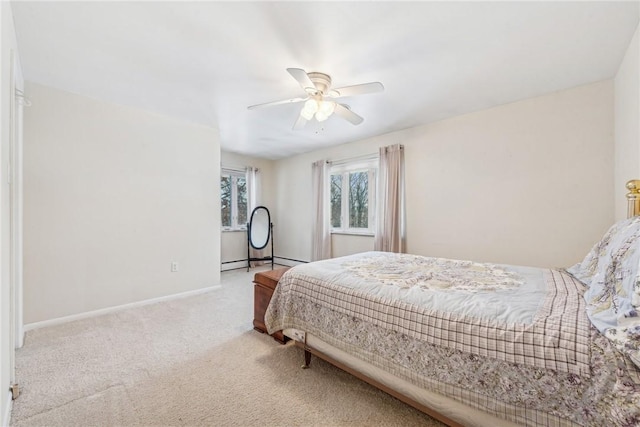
[
  {"xmin": 329, "ymin": 82, "xmax": 384, "ymax": 98},
  {"xmin": 248, "ymin": 96, "xmax": 308, "ymax": 110},
  {"xmin": 287, "ymin": 68, "xmax": 316, "ymax": 92},
  {"xmin": 334, "ymin": 104, "xmax": 364, "ymax": 125},
  {"xmin": 292, "ymin": 113, "xmax": 308, "ymax": 130}
]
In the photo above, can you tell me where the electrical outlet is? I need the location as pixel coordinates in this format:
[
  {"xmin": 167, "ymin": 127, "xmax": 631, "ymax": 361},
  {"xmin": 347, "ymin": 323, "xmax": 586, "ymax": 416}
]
[{"xmin": 171, "ymin": 261, "xmax": 179, "ymax": 272}]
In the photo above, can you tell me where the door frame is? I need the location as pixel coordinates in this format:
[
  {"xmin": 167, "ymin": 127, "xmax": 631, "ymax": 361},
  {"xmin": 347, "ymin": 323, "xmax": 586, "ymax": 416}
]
[{"xmin": 9, "ymin": 48, "xmax": 24, "ymax": 355}]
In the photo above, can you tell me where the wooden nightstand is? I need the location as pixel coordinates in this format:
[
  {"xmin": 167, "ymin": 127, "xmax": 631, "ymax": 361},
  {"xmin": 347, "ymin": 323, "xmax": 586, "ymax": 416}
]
[{"xmin": 253, "ymin": 267, "xmax": 290, "ymax": 344}]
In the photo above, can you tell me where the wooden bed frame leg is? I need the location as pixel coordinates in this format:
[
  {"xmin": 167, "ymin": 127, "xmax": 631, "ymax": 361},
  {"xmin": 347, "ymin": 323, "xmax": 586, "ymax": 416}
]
[{"xmin": 302, "ymin": 349, "xmax": 311, "ymax": 369}]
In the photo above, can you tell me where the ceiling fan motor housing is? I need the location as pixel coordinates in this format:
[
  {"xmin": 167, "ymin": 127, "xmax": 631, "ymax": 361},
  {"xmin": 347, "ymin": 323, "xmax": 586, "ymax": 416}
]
[{"xmin": 306, "ymin": 72, "xmax": 332, "ymax": 95}]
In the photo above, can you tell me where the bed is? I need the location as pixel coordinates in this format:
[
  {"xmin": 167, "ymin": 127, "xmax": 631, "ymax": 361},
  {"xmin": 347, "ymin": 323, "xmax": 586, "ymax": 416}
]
[{"xmin": 265, "ymin": 215, "xmax": 640, "ymax": 426}]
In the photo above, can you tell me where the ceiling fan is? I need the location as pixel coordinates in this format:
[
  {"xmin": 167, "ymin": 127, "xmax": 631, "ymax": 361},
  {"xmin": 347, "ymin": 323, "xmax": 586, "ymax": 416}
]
[{"xmin": 248, "ymin": 68, "xmax": 384, "ymax": 130}]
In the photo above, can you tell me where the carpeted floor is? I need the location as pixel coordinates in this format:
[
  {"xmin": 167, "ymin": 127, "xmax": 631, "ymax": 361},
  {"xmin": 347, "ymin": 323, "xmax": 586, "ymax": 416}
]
[{"xmin": 11, "ymin": 266, "xmax": 444, "ymax": 426}]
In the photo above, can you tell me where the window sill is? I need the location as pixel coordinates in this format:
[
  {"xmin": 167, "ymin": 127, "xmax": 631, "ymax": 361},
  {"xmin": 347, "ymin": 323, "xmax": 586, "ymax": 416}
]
[
  {"xmin": 222, "ymin": 228, "xmax": 247, "ymax": 233},
  {"xmin": 331, "ymin": 231, "xmax": 375, "ymax": 237}
]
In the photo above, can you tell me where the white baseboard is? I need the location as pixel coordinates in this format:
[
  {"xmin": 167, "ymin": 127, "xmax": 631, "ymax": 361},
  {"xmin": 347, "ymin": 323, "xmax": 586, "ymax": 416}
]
[
  {"xmin": 24, "ymin": 285, "xmax": 221, "ymax": 332},
  {"xmin": 222, "ymin": 259, "xmax": 301, "ymax": 271},
  {"xmin": 2, "ymin": 393, "xmax": 12, "ymax": 427},
  {"xmin": 273, "ymin": 257, "xmax": 307, "ymax": 267},
  {"xmin": 221, "ymin": 260, "xmax": 248, "ymax": 271}
]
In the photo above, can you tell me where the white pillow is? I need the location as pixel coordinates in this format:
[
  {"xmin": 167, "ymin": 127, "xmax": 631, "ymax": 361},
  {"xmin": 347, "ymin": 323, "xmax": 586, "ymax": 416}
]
[
  {"xmin": 582, "ymin": 216, "xmax": 640, "ymax": 368},
  {"xmin": 566, "ymin": 218, "xmax": 634, "ymax": 286}
]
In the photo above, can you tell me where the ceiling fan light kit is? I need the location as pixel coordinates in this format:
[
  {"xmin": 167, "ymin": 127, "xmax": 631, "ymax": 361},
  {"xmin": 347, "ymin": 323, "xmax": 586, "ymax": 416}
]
[
  {"xmin": 301, "ymin": 98, "xmax": 319, "ymax": 120},
  {"xmin": 302, "ymin": 98, "xmax": 336, "ymax": 122},
  {"xmin": 315, "ymin": 100, "xmax": 336, "ymax": 122},
  {"xmin": 248, "ymin": 68, "xmax": 384, "ymax": 130}
]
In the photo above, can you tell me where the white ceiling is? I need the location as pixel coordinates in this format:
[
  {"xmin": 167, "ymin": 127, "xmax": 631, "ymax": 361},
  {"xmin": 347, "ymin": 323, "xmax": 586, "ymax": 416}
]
[{"xmin": 11, "ymin": 1, "xmax": 640, "ymax": 159}]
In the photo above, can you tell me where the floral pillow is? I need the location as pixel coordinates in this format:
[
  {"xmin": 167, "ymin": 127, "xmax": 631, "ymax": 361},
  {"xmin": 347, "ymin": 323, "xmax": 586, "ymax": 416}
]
[
  {"xmin": 566, "ymin": 218, "xmax": 635, "ymax": 286},
  {"xmin": 582, "ymin": 216, "xmax": 640, "ymax": 368}
]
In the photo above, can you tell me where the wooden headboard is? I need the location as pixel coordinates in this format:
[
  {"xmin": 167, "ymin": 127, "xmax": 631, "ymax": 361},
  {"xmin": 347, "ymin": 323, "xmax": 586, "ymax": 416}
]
[{"xmin": 626, "ymin": 180, "xmax": 640, "ymax": 217}]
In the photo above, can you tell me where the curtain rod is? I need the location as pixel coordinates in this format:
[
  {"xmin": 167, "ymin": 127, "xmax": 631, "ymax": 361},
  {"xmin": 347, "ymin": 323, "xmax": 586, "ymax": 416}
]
[
  {"xmin": 221, "ymin": 165, "xmax": 259, "ymax": 173},
  {"xmin": 327, "ymin": 152, "xmax": 379, "ymax": 166},
  {"xmin": 327, "ymin": 144, "xmax": 404, "ymax": 166}
]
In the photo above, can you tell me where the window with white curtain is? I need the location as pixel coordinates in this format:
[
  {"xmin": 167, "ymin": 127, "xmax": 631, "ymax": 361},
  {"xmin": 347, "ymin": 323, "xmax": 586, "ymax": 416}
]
[
  {"xmin": 329, "ymin": 158, "xmax": 377, "ymax": 234},
  {"xmin": 221, "ymin": 168, "xmax": 248, "ymax": 230}
]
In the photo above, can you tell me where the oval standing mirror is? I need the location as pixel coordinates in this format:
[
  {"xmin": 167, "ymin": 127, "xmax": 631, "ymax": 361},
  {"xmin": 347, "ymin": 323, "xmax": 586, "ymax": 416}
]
[{"xmin": 249, "ymin": 206, "xmax": 271, "ymax": 250}]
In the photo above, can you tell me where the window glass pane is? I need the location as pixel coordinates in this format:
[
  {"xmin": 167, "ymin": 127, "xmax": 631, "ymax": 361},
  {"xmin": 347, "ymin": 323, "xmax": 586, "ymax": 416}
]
[
  {"xmin": 221, "ymin": 175, "xmax": 231, "ymax": 227},
  {"xmin": 349, "ymin": 171, "xmax": 368, "ymax": 228},
  {"xmin": 236, "ymin": 176, "xmax": 247, "ymax": 227},
  {"xmin": 330, "ymin": 174, "xmax": 342, "ymax": 228}
]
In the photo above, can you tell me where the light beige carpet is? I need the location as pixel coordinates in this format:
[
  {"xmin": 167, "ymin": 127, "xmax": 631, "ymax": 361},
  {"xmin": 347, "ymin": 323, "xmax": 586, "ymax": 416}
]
[{"xmin": 11, "ymin": 267, "xmax": 444, "ymax": 426}]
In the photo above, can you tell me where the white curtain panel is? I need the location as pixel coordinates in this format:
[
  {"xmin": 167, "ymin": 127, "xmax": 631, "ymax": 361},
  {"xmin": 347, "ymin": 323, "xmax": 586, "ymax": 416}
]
[
  {"xmin": 311, "ymin": 159, "xmax": 331, "ymax": 261},
  {"xmin": 374, "ymin": 144, "xmax": 406, "ymax": 253},
  {"xmin": 246, "ymin": 167, "xmax": 265, "ymax": 266},
  {"xmin": 246, "ymin": 166, "xmax": 261, "ymax": 211}
]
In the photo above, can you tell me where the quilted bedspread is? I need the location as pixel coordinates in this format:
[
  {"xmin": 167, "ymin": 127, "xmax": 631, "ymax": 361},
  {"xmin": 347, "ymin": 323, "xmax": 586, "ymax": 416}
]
[{"xmin": 265, "ymin": 251, "xmax": 640, "ymax": 427}]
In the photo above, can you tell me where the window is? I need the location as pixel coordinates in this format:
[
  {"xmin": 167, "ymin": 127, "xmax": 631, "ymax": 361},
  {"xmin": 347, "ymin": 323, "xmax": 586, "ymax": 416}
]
[
  {"xmin": 330, "ymin": 159, "xmax": 377, "ymax": 234},
  {"xmin": 221, "ymin": 169, "xmax": 247, "ymax": 230}
]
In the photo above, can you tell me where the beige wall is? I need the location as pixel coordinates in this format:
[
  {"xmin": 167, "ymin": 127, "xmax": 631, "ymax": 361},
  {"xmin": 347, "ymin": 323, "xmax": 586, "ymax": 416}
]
[
  {"xmin": 220, "ymin": 151, "xmax": 275, "ymax": 269},
  {"xmin": 614, "ymin": 23, "xmax": 640, "ymax": 220},
  {"xmin": 331, "ymin": 234, "xmax": 374, "ymax": 259},
  {"xmin": 274, "ymin": 81, "xmax": 614, "ymax": 268},
  {"xmin": 23, "ymin": 83, "xmax": 221, "ymax": 324}
]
